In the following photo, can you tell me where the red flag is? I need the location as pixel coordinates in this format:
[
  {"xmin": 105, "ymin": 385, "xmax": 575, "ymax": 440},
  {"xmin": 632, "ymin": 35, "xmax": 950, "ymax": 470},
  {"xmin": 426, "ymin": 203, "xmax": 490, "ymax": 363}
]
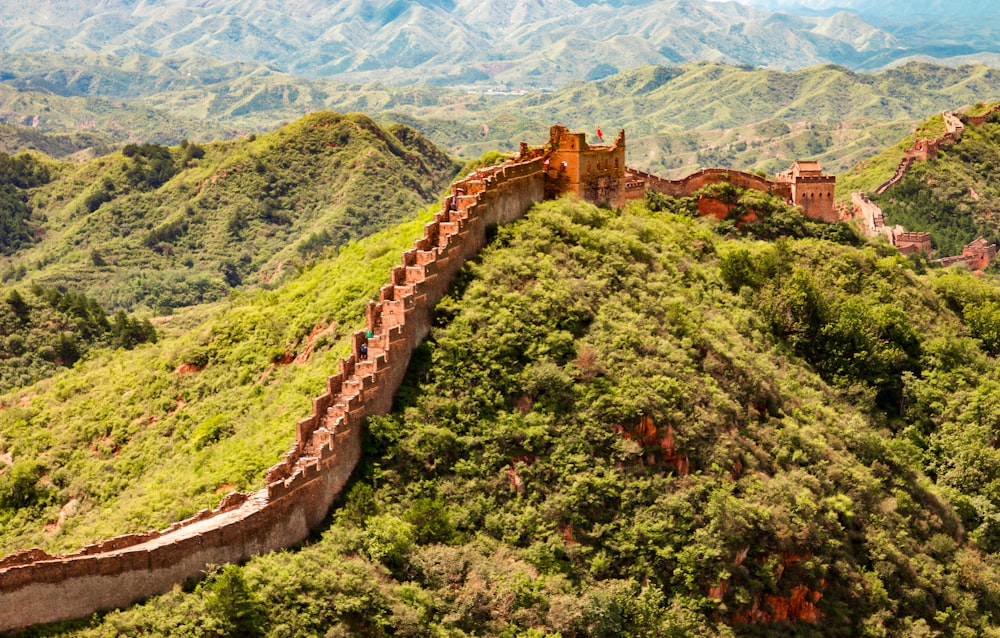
[{"xmin": 596, "ymin": 126, "xmax": 603, "ymax": 141}]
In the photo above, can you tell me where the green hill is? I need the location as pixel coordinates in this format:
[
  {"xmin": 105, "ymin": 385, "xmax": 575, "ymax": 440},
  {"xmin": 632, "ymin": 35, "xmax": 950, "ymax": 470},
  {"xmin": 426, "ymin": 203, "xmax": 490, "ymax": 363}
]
[
  {"xmin": 843, "ymin": 110, "xmax": 1000, "ymax": 257},
  {"xmin": 3, "ymin": 54, "xmax": 999, "ymax": 179},
  {"xmin": 0, "ymin": 111, "xmax": 459, "ymax": 314},
  {"xmin": 12, "ymin": 192, "xmax": 1000, "ymax": 634},
  {"xmin": 0, "ymin": 208, "xmax": 437, "ymax": 556}
]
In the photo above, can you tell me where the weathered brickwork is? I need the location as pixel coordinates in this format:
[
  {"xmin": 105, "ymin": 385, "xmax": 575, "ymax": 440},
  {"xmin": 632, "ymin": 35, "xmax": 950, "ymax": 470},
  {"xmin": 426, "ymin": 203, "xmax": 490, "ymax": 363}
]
[
  {"xmin": 854, "ymin": 103, "xmax": 999, "ymax": 268},
  {"xmin": 544, "ymin": 125, "xmax": 627, "ymax": 208},
  {"xmin": 624, "ymin": 163, "xmax": 836, "ymax": 222}
]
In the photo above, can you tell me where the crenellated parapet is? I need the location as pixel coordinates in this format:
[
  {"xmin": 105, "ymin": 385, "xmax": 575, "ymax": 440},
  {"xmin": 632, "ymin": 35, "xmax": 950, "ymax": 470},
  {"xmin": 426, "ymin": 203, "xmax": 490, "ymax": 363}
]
[{"xmin": 0, "ymin": 150, "xmax": 547, "ymax": 633}]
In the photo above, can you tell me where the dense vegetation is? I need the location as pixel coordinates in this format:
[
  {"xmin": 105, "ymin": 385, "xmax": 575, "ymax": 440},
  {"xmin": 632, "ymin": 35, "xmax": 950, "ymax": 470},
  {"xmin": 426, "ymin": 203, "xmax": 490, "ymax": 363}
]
[
  {"xmin": 14, "ymin": 192, "xmax": 1000, "ymax": 636},
  {"xmin": 0, "ymin": 284, "xmax": 155, "ymax": 395},
  {"xmin": 0, "ymin": 111, "xmax": 458, "ymax": 314},
  {"xmin": 0, "ymin": 152, "xmax": 52, "ymax": 253},
  {"xmin": 872, "ymin": 114, "xmax": 1000, "ymax": 258}
]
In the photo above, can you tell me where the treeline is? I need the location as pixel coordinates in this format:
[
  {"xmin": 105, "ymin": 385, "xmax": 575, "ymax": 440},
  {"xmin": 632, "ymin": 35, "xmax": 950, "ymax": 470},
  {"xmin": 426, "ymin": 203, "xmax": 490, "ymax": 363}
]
[
  {"xmin": 0, "ymin": 283, "xmax": 156, "ymax": 393},
  {"xmin": 0, "ymin": 151, "xmax": 51, "ymax": 254}
]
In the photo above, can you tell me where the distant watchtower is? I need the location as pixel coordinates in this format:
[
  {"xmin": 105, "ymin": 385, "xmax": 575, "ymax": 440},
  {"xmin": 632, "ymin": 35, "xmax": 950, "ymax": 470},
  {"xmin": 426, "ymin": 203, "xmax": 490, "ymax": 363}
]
[
  {"xmin": 544, "ymin": 125, "xmax": 627, "ymax": 208},
  {"xmin": 776, "ymin": 161, "xmax": 837, "ymax": 222}
]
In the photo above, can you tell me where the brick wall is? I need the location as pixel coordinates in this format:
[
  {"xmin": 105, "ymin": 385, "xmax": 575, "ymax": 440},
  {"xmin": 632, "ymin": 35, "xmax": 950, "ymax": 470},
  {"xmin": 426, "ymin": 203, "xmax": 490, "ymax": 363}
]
[
  {"xmin": 0, "ymin": 155, "xmax": 546, "ymax": 633},
  {"xmin": 874, "ymin": 110, "xmax": 973, "ymax": 196}
]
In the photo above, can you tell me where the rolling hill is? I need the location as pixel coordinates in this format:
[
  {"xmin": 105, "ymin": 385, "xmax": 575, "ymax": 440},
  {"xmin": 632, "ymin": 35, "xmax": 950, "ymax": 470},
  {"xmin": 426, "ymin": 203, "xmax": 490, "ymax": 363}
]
[
  {"xmin": 864, "ymin": 111, "xmax": 1000, "ymax": 257},
  {"xmin": 3, "ymin": 53, "xmax": 999, "ymax": 181},
  {"xmin": 8, "ymin": 189, "xmax": 1000, "ymax": 634},
  {"xmin": 0, "ymin": 111, "xmax": 459, "ymax": 315}
]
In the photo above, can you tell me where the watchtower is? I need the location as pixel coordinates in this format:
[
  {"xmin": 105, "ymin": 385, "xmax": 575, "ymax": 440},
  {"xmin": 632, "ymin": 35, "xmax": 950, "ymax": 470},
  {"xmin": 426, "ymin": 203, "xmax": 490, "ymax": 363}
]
[
  {"xmin": 544, "ymin": 125, "xmax": 627, "ymax": 208},
  {"xmin": 776, "ymin": 161, "xmax": 837, "ymax": 222}
]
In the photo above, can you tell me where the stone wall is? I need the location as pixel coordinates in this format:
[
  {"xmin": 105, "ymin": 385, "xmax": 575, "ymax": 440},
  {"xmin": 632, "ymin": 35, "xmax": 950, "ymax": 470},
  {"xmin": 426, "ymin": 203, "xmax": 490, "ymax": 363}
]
[
  {"xmin": 788, "ymin": 176, "xmax": 837, "ymax": 222},
  {"xmin": 963, "ymin": 103, "xmax": 1000, "ymax": 127},
  {"xmin": 625, "ymin": 165, "xmax": 837, "ymax": 222},
  {"xmin": 875, "ymin": 110, "xmax": 969, "ymax": 196},
  {"xmin": 852, "ymin": 192, "xmax": 889, "ymax": 238},
  {"xmin": 625, "ymin": 167, "xmax": 793, "ymax": 203},
  {"xmin": 0, "ymin": 155, "xmax": 546, "ymax": 633},
  {"xmin": 545, "ymin": 125, "xmax": 627, "ymax": 208},
  {"xmin": 894, "ymin": 231, "xmax": 932, "ymax": 256}
]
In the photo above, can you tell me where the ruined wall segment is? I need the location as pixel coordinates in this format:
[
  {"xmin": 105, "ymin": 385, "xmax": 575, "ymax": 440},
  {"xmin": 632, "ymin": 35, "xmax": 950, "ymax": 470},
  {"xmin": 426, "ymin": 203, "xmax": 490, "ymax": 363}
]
[{"xmin": 964, "ymin": 103, "xmax": 1000, "ymax": 127}]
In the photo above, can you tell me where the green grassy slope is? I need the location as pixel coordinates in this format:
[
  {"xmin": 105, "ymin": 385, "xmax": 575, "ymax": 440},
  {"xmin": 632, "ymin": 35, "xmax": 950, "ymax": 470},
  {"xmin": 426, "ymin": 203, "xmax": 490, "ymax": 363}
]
[
  {"xmin": 1, "ymin": 111, "xmax": 459, "ymax": 314},
  {"xmin": 18, "ymin": 195, "xmax": 1000, "ymax": 636},
  {"xmin": 0, "ymin": 208, "xmax": 437, "ymax": 555}
]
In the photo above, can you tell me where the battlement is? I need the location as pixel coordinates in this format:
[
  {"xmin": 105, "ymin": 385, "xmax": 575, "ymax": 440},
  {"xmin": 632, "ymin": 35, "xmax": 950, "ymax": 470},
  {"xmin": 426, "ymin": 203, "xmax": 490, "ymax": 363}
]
[
  {"xmin": 961, "ymin": 103, "xmax": 1000, "ymax": 127},
  {"xmin": 544, "ymin": 125, "xmax": 627, "ymax": 207},
  {"xmin": 934, "ymin": 237, "xmax": 998, "ymax": 270},
  {"xmin": 0, "ymin": 140, "xmax": 548, "ymax": 633},
  {"xmin": 893, "ymin": 231, "xmax": 932, "ymax": 256}
]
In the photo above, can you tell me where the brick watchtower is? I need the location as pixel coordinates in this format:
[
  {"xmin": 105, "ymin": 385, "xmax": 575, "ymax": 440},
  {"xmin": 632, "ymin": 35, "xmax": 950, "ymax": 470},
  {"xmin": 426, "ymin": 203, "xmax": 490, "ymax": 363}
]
[
  {"xmin": 544, "ymin": 125, "xmax": 627, "ymax": 208},
  {"xmin": 776, "ymin": 161, "xmax": 837, "ymax": 222}
]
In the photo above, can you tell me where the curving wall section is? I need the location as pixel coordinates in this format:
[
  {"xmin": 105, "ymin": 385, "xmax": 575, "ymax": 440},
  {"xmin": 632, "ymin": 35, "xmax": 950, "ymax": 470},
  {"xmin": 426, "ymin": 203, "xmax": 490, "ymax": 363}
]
[
  {"xmin": 874, "ymin": 109, "xmax": 974, "ymax": 196},
  {"xmin": 624, "ymin": 166, "xmax": 793, "ymax": 202},
  {"xmin": 0, "ymin": 156, "xmax": 546, "ymax": 632}
]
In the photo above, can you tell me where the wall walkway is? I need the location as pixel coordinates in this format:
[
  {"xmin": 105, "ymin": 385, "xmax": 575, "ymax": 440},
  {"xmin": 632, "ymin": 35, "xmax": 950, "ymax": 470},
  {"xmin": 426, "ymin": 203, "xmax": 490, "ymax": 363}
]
[{"xmin": 874, "ymin": 109, "xmax": 973, "ymax": 196}]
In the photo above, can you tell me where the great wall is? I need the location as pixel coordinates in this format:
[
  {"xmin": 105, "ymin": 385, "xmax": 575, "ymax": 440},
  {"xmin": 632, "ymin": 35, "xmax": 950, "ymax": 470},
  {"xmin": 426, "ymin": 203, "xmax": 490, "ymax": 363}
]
[
  {"xmin": 0, "ymin": 112, "xmax": 994, "ymax": 630},
  {"xmin": 857, "ymin": 104, "xmax": 1000, "ymax": 268}
]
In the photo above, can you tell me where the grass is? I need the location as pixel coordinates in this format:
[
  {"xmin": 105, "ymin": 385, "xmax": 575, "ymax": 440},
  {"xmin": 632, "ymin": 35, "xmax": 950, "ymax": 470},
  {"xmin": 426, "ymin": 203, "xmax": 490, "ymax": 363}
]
[{"xmin": 0, "ymin": 206, "xmax": 437, "ymax": 554}]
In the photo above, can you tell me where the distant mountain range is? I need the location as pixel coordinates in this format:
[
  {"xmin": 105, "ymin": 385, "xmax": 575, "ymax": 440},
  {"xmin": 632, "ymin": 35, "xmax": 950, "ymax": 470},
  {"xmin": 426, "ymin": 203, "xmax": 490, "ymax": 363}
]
[
  {"xmin": 736, "ymin": 0, "xmax": 1000, "ymax": 67},
  {"xmin": 0, "ymin": 0, "xmax": 996, "ymax": 89},
  {"xmin": 2, "ymin": 53, "xmax": 999, "ymax": 182}
]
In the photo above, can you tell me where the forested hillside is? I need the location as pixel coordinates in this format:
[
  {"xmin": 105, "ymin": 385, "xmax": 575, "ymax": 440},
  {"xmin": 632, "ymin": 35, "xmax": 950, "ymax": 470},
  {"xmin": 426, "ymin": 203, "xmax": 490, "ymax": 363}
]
[
  {"xmin": 13, "ymin": 190, "xmax": 1000, "ymax": 635},
  {"xmin": 838, "ymin": 108, "xmax": 1000, "ymax": 258},
  {"xmin": 0, "ymin": 111, "xmax": 459, "ymax": 314}
]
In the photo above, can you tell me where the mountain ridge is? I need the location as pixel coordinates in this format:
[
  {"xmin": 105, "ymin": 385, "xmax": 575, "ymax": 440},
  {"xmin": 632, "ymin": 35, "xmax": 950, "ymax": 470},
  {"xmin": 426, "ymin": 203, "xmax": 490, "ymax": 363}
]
[{"xmin": 0, "ymin": 0, "xmax": 972, "ymax": 88}]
